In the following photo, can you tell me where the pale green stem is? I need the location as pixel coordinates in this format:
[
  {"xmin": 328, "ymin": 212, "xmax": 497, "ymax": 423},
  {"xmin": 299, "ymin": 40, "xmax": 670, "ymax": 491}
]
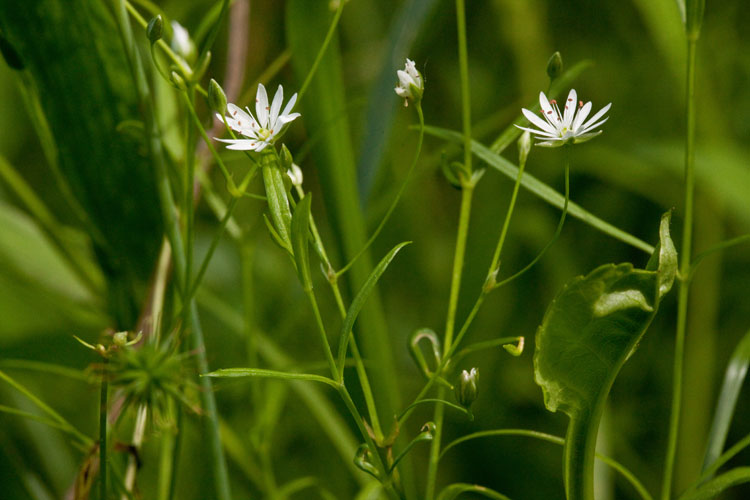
[
  {"xmin": 304, "ymin": 289, "xmax": 339, "ymax": 381},
  {"xmin": 426, "ymin": 2, "xmax": 473, "ymax": 495},
  {"xmin": 336, "ymin": 103, "xmax": 425, "ymax": 278},
  {"xmin": 297, "ymin": 1, "xmax": 345, "ymax": 102},
  {"xmin": 662, "ymin": 36, "xmax": 698, "ymax": 500}
]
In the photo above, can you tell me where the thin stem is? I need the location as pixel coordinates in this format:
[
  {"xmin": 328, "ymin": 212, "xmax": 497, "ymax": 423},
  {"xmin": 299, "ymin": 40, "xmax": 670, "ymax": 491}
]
[
  {"xmin": 184, "ymin": 86, "xmax": 198, "ymax": 306},
  {"xmin": 99, "ymin": 358, "xmax": 109, "ymax": 500},
  {"xmin": 297, "ymin": 1, "xmax": 345, "ymax": 103},
  {"xmin": 426, "ymin": 2, "xmax": 473, "ymax": 494},
  {"xmin": 662, "ymin": 36, "xmax": 698, "ymax": 500},
  {"xmin": 397, "ymin": 399, "xmax": 470, "ymax": 422},
  {"xmin": 336, "ymin": 104, "xmax": 425, "ymax": 278},
  {"xmin": 304, "ymin": 289, "xmax": 339, "ymax": 381}
]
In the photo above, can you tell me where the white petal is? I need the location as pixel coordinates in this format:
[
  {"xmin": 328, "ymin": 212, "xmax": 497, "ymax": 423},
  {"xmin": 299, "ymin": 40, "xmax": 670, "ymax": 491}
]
[
  {"xmin": 579, "ymin": 116, "xmax": 609, "ymax": 135},
  {"xmin": 255, "ymin": 84, "xmax": 269, "ymax": 127},
  {"xmin": 572, "ymin": 130, "xmax": 603, "ymax": 144},
  {"xmin": 216, "ymin": 138, "xmax": 260, "ymax": 150},
  {"xmin": 269, "ymin": 85, "xmax": 284, "ymax": 131},
  {"xmin": 281, "ymin": 93, "xmax": 298, "ymax": 117},
  {"xmin": 572, "ymin": 102, "xmax": 592, "ymax": 131},
  {"xmin": 522, "ymin": 108, "xmax": 557, "ymax": 135},
  {"xmin": 563, "ymin": 89, "xmax": 577, "ymax": 128},
  {"xmin": 278, "ymin": 112, "xmax": 301, "ymax": 124},
  {"xmin": 581, "ymin": 103, "xmax": 611, "ymax": 131},
  {"xmin": 514, "ymin": 125, "xmax": 558, "ymax": 138}
]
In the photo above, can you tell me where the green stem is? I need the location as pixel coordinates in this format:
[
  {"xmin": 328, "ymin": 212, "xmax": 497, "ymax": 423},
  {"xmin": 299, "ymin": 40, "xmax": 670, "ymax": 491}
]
[
  {"xmin": 297, "ymin": 1, "xmax": 345, "ymax": 103},
  {"xmin": 99, "ymin": 358, "xmax": 109, "ymax": 500},
  {"xmin": 305, "ymin": 289, "xmax": 339, "ymax": 381},
  {"xmin": 336, "ymin": 104, "xmax": 425, "ymax": 278},
  {"xmin": 426, "ymin": 2, "xmax": 473, "ymax": 494},
  {"xmin": 662, "ymin": 36, "xmax": 698, "ymax": 500},
  {"xmin": 184, "ymin": 86, "xmax": 198, "ymax": 302}
]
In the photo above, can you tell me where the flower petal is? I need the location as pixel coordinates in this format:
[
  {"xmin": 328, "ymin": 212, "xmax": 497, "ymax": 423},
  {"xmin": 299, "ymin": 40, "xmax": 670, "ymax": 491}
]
[
  {"xmin": 581, "ymin": 102, "xmax": 611, "ymax": 131},
  {"xmin": 514, "ymin": 124, "xmax": 558, "ymax": 138},
  {"xmin": 522, "ymin": 108, "xmax": 557, "ymax": 135},
  {"xmin": 563, "ymin": 89, "xmax": 577, "ymax": 128},
  {"xmin": 278, "ymin": 112, "xmax": 301, "ymax": 124},
  {"xmin": 572, "ymin": 130, "xmax": 603, "ymax": 144},
  {"xmin": 281, "ymin": 93, "xmax": 298, "ymax": 118},
  {"xmin": 255, "ymin": 83, "xmax": 269, "ymax": 127},
  {"xmin": 579, "ymin": 117, "xmax": 609, "ymax": 135},
  {"xmin": 572, "ymin": 102, "xmax": 592, "ymax": 131},
  {"xmin": 269, "ymin": 85, "xmax": 284, "ymax": 130},
  {"xmin": 216, "ymin": 138, "xmax": 262, "ymax": 150}
]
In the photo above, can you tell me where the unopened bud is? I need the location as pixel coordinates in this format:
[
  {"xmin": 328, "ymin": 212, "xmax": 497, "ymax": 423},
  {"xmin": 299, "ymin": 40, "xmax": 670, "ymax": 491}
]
[
  {"xmin": 113, "ymin": 331, "xmax": 129, "ymax": 347},
  {"xmin": 208, "ymin": 79, "xmax": 227, "ymax": 114},
  {"xmin": 288, "ymin": 163, "xmax": 303, "ymax": 187},
  {"xmin": 518, "ymin": 130, "xmax": 531, "ymax": 166},
  {"xmin": 546, "ymin": 51, "xmax": 563, "ymax": 81},
  {"xmin": 279, "ymin": 144, "xmax": 293, "ymax": 171},
  {"xmin": 394, "ymin": 58, "xmax": 424, "ymax": 107},
  {"xmin": 170, "ymin": 21, "xmax": 197, "ymax": 64},
  {"xmin": 455, "ymin": 368, "xmax": 479, "ymax": 408},
  {"xmin": 147, "ymin": 15, "xmax": 163, "ymax": 44},
  {"xmin": 170, "ymin": 70, "xmax": 186, "ymax": 91}
]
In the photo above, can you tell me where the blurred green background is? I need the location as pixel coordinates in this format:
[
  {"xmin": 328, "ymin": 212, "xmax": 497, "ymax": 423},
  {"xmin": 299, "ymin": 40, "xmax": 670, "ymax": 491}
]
[{"xmin": 1, "ymin": 0, "xmax": 749, "ymax": 498}]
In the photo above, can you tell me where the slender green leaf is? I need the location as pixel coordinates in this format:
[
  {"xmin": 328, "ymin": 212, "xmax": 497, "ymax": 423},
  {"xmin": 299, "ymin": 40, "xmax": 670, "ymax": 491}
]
[
  {"xmin": 291, "ymin": 194, "xmax": 313, "ymax": 291},
  {"xmin": 702, "ymin": 328, "xmax": 750, "ymax": 473},
  {"xmin": 437, "ymin": 483, "xmax": 511, "ymax": 500},
  {"xmin": 534, "ymin": 213, "xmax": 674, "ymax": 500},
  {"xmin": 203, "ymin": 368, "xmax": 340, "ymax": 390},
  {"xmin": 679, "ymin": 467, "xmax": 750, "ymax": 500},
  {"xmin": 336, "ymin": 242, "xmax": 411, "ymax": 372},
  {"xmin": 424, "ymin": 125, "xmax": 654, "ymax": 254}
]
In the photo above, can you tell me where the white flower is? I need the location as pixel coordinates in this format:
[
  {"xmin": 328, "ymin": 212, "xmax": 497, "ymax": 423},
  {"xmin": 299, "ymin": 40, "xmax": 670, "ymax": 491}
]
[
  {"xmin": 216, "ymin": 84, "xmax": 301, "ymax": 152},
  {"xmin": 516, "ymin": 89, "xmax": 611, "ymax": 147},
  {"xmin": 394, "ymin": 58, "xmax": 424, "ymax": 106}
]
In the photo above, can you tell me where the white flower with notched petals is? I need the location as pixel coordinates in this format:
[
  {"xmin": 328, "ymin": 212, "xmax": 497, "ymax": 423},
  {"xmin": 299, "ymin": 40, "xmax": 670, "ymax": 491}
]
[
  {"xmin": 394, "ymin": 58, "xmax": 424, "ymax": 106},
  {"xmin": 216, "ymin": 84, "xmax": 301, "ymax": 152},
  {"xmin": 516, "ymin": 89, "xmax": 611, "ymax": 147}
]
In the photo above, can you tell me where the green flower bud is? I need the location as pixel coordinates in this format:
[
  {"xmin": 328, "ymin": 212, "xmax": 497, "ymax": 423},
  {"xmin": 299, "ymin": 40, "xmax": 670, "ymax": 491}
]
[
  {"xmin": 546, "ymin": 51, "xmax": 563, "ymax": 81},
  {"xmin": 455, "ymin": 368, "xmax": 479, "ymax": 408},
  {"xmin": 113, "ymin": 331, "xmax": 129, "ymax": 347},
  {"xmin": 147, "ymin": 15, "xmax": 163, "ymax": 44},
  {"xmin": 279, "ymin": 144, "xmax": 294, "ymax": 171},
  {"xmin": 518, "ymin": 130, "xmax": 531, "ymax": 166},
  {"xmin": 170, "ymin": 70, "xmax": 187, "ymax": 91},
  {"xmin": 208, "ymin": 79, "xmax": 227, "ymax": 114}
]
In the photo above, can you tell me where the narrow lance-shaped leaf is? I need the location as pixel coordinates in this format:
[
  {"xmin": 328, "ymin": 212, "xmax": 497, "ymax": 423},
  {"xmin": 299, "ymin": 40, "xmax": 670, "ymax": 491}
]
[
  {"xmin": 336, "ymin": 242, "xmax": 411, "ymax": 373},
  {"xmin": 437, "ymin": 483, "xmax": 511, "ymax": 500},
  {"xmin": 203, "ymin": 368, "xmax": 339, "ymax": 390},
  {"xmin": 533, "ymin": 212, "xmax": 676, "ymax": 500},
  {"xmin": 679, "ymin": 467, "xmax": 750, "ymax": 500},
  {"xmin": 423, "ymin": 125, "xmax": 654, "ymax": 254},
  {"xmin": 291, "ymin": 194, "xmax": 313, "ymax": 291},
  {"xmin": 701, "ymin": 327, "xmax": 750, "ymax": 474}
]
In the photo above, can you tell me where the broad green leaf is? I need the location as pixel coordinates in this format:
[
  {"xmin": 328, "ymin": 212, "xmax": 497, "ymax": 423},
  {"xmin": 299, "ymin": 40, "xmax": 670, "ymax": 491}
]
[
  {"xmin": 534, "ymin": 212, "xmax": 675, "ymax": 500},
  {"xmin": 423, "ymin": 125, "xmax": 654, "ymax": 254},
  {"xmin": 679, "ymin": 467, "xmax": 750, "ymax": 500},
  {"xmin": 203, "ymin": 368, "xmax": 339, "ymax": 389},
  {"xmin": 291, "ymin": 194, "xmax": 313, "ymax": 291},
  {"xmin": 0, "ymin": 0, "xmax": 163, "ymax": 327},
  {"xmin": 437, "ymin": 483, "xmax": 511, "ymax": 500},
  {"xmin": 336, "ymin": 242, "xmax": 411, "ymax": 372},
  {"xmin": 701, "ymin": 328, "xmax": 750, "ymax": 473}
]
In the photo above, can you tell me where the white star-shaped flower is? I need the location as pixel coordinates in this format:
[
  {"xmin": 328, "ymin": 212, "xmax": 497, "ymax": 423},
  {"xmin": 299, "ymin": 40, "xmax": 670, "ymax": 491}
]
[
  {"xmin": 394, "ymin": 58, "xmax": 424, "ymax": 106},
  {"xmin": 516, "ymin": 89, "xmax": 611, "ymax": 147},
  {"xmin": 216, "ymin": 83, "xmax": 301, "ymax": 152}
]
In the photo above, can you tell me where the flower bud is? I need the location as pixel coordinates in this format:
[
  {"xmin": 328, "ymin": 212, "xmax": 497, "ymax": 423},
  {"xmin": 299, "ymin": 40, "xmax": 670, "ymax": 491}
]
[
  {"xmin": 546, "ymin": 51, "xmax": 563, "ymax": 81},
  {"xmin": 394, "ymin": 58, "xmax": 424, "ymax": 107},
  {"xmin": 170, "ymin": 70, "xmax": 187, "ymax": 91},
  {"xmin": 208, "ymin": 79, "xmax": 227, "ymax": 114},
  {"xmin": 147, "ymin": 15, "xmax": 163, "ymax": 44},
  {"xmin": 288, "ymin": 163, "xmax": 304, "ymax": 188},
  {"xmin": 279, "ymin": 144, "xmax": 294, "ymax": 171},
  {"xmin": 518, "ymin": 130, "xmax": 531, "ymax": 166},
  {"xmin": 455, "ymin": 368, "xmax": 479, "ymax": 408},
  {"xmin": 170, "ymin": 21, "xmax": 197, "ymax": 64},
  {"xmin": 113, "ymin": 331, "xmax": 129, "ymax": 347}
]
